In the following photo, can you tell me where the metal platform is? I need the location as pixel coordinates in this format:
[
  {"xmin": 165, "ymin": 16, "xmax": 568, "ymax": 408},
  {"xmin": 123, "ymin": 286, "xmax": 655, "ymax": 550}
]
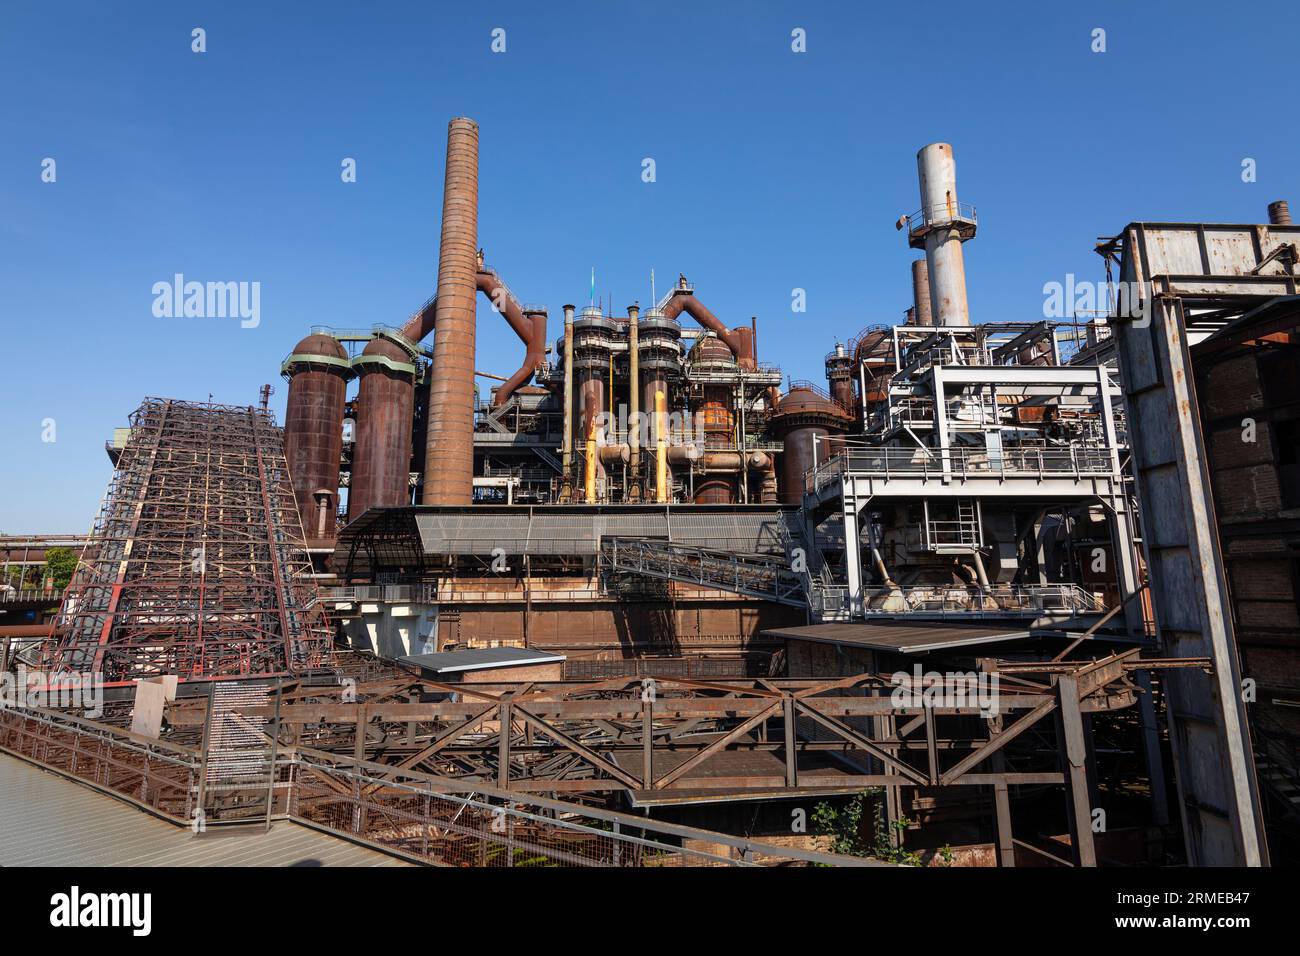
[{"xmin": 0, "ymin": 754, "xmax": 409, "ymax": 867}]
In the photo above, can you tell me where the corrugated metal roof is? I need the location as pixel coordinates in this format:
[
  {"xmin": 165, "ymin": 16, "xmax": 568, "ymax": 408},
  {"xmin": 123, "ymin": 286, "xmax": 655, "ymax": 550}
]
[
  {"xmin": 399, "ymin": 646, "xmax": 566, "ymax": 673},
  {"xmin": 413, "ymin": 505, "xmax": 796, "ymax": 557},
  {"xmin": 0, "ymin": 755, "xmax": 410, "ymax": 867},
  {"xmin": 763, "ymin": 621, "xmax": 1032, "ymax": 653}
]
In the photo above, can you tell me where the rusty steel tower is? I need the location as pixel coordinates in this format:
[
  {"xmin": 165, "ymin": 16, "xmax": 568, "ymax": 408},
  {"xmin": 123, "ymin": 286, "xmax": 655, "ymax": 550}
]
[{"xmin": 45, "ymin": 398, "xmax": 332, "ymax": 682}]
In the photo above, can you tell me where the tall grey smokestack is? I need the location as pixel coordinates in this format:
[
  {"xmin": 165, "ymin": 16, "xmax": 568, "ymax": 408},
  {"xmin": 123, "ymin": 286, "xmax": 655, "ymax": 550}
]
[
  {"xmin": 910, "ymin": 258, "xmax": 933, "ymax": 326},
  {"xmin": 1268, "ymin": 200, "xmax": 1292, "ymax": 226},
  {"xmin": 422, "ymin": 117, "xmax": 479, "ymax": 505},
  {"xmin": 911, "ymin": 143, "xmax": 977, "ymax": 326}
]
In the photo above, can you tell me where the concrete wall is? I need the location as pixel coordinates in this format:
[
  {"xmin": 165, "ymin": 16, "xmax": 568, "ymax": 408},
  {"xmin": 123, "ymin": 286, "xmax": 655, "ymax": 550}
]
[{"xmin": 341, "ymin": 602, "xmax": 438, "ymax": 659}]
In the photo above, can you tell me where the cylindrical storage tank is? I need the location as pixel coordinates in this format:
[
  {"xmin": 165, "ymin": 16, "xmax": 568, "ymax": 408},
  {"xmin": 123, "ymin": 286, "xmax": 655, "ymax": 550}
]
[
  {"xmin": 769, "ymin": 385, "xmax": 853, "ymax": 505},
  {"xmin": 694, "ymin": 475, "xmax": 737, "ymax": 504},
  {"xmin": 824, "ymin": 342, "xmax": 855, "ymax": 411},
  {"xmin": 349, "ymin": 337, "xmax": 416, "ymax": 519},
  {"xmin": 690, "ymin": 336, "xmax": 735, "ymax": 448},
  {"xmin": 851, "ymin": 328, "xmax": 894, "ymax": 406},
  {"xmin": 283, "ymin": 333, "xmax": 350, "ymax": 541},
  {"xmin": 777, "ymin": 424, "xmax": 829, "ymax": 504}
]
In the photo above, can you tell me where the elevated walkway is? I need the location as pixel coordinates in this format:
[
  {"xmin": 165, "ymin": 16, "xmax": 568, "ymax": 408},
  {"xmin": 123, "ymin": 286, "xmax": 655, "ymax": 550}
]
[{"xmin": 0, "ymin": 754, "xmax": 408, "ymax": 867}]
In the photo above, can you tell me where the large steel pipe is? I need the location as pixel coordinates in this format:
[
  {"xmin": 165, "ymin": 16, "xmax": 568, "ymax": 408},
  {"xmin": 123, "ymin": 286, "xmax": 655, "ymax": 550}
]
[
  {"xmin": 560, "ymin": 304, "xmax": 575, "ymax": 499},
  {"xmin": 917, "ymin": 143, "xmax": 971, "ymax": 327},
  {"xmin": 422, "ymin": 117, "xmax": 480, "ymax": 505},
  {"xmin": 661, "ymin": 277, "xmax": 756, "ymax": 369},
  {"xmin": 477, "ymin": 268, "xmax": 545, "ymax": 407},
  {"xmin": 627, "ymin": 303, "xmax": 641, "ymax": 496}
]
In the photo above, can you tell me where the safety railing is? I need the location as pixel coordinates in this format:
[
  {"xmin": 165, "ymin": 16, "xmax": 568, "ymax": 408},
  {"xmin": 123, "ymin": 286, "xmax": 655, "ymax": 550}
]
[
  {"xmin": 562, "ymin": 658, "xmax": 759, "ymax": 680},
  {"xmin": 0, "ymin": 587, "xmax": 63, "ymax": 603},
  {"xmin": 904, "ymin": 201, "xmax": 978, "ymax": 235},
  {"xmin": 0, "ymin": 705, "xmax": 200, "ymax": 824},
  {"xmin": 807, "ymin": 444, "xmax": 1116, "ymax": 492},
  {"xmin": 0, "ymin": 704, "xmax": 873, "ymax": 867},
  {"xmin": 601, "ymin": 537, "xmax": 806, "ymax": 608},
  {"xmin": 861, "ymin": 583, "xmax": 1104, "ymax": 616},
  {"xmin": 287, "ymin": 748, "xmax": 874, "ymax": 867}
]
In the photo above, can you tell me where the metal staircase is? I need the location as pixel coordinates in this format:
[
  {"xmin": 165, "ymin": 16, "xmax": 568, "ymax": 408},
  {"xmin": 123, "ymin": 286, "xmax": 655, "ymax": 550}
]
[
  {"xmin": 1251, "ymin": 707, "xmax": 1300, "ymax": 846},
  {"xmin": 599, "ymin": 519, "xmax": 852, "ymax": 621},
  {"xmin": 600, "ymin": 537, "xmax": 805, "ymax": 608}
]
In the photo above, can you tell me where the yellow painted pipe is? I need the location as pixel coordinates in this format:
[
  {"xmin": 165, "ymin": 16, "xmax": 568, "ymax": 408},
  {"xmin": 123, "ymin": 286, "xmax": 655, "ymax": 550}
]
[
  {"xmin": 584, "ymin": 415, "xmax": 598, "ymax": 503},
  {"xmin": 655, "ymin": 390, "xmax": 668, "ymax": 503}
]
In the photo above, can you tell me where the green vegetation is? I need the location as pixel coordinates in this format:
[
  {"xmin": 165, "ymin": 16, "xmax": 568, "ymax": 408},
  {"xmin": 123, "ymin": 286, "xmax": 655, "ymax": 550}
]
[
  {"xmin": 43, "ymin": 547, "xmax": 80, "ymax": 590},
  {"xmin": 812, "ymin": 789, "xmax": 923, "ymax": 865}
]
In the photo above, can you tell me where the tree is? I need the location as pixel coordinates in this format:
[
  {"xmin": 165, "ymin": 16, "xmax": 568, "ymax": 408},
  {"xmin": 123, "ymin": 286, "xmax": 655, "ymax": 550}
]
[{"xmin": 44, "ymin": 547, "xmax": 80, "ymax": 590}]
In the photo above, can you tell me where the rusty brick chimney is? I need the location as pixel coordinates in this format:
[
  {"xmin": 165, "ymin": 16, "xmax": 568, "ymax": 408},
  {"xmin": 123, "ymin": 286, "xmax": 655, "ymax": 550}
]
[{"xmin": 422, "ymin": 117, "xmax": 480, "ymax": 505}]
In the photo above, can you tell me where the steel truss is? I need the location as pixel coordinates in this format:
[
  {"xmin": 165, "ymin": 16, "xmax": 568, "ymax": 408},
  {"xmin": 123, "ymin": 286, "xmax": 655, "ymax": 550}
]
[
  {"xmin": 44, "ymin": 398, "xmax": 332, "ymax": 681},
  {"xmin": 165, "ymin": 648, "xmax": 1207, "ymax": 866}
]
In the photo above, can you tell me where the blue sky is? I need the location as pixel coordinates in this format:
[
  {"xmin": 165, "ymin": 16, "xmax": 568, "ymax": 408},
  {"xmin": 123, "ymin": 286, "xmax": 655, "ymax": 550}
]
[{"xmin": 2, "ymin": 1, "xmax": 1297, "ymax": 532}]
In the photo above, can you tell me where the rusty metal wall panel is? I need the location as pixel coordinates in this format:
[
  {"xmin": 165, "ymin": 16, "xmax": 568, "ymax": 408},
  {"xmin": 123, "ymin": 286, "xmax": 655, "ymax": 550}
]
[{"xmin": 1111, "ymin": 290, "xmax": 1268, "ymax": 866}]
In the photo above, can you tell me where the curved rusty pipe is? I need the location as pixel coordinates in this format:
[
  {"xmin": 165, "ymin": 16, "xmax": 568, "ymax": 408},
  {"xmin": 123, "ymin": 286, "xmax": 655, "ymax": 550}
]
[
  {"xmin": 661, "ymin": 285, "xmax": 756, "ymax": 369},
  {"xmin": 398, "ymin": 295, "xmax": 438, "ymax": 343},
  {"xmin": 476, "ymin": 268, "xmax": 547, "ymax": 407}
]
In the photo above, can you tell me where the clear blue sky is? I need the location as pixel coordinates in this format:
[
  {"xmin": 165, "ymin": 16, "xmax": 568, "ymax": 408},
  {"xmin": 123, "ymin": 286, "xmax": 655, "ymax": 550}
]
[{"xmin": 2, "ymin": 1, "xmax": 1296, "ymax": 532}]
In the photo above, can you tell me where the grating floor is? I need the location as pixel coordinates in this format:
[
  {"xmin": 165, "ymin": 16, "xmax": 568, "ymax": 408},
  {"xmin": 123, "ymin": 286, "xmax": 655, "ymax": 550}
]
[{"xmin": 0, "ymin": 754, "xmax": 410, "ymax": 867}]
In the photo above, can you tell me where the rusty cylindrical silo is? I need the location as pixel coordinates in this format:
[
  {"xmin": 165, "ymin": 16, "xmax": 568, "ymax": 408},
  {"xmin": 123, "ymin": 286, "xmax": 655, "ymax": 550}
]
[
  {"xmin": 422, "ymin": 117, "xmax": 480, "ymax": 505},
  {"xmin": 349, "ymin": 336, "xmax": 416, "ymax": 519},
  {"xmin": 282, "ymin": 333, "xmax": 350, "ymax": 541},
  {"xmin": 769, "ymin": 386, "xmax": 854, "ymax": 505}
]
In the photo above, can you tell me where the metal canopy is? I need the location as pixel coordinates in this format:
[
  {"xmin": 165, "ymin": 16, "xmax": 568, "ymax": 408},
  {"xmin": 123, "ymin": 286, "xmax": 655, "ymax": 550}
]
[
  {"xmin": 764, "ymin": 621, "xmax": 1032, "ymax": 653},
  {"xmin": 399, "ymin": 646, "xmax": 566, "ymax": 674}
]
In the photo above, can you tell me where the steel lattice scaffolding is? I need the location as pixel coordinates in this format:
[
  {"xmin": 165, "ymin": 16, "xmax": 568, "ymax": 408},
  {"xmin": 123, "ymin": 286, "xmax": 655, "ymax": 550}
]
[{"xmin": 44, "ymin": 397, "xmax": 332, "ymax": 682}]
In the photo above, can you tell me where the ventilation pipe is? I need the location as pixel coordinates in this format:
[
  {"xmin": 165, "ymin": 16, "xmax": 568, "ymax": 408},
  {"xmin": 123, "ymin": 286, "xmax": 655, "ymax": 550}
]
[
  {"xmin": 910, "ymin": 258, "xmax": 933, "ymax": 326},
  {"xmin": 627, "ymin": 303, "xmax": 641, "ymax": 498},
  {"xmin": 560, "ymin": 304, "xmax": 575, "ymax": 500},
  {"xmin": 423, "ymin": 117, "xmax": 479, "ymax": 505},
  {"xmin": 654, "ymin": 390, "xmax": 669, "ymax": 503},
  {"xmin": 660, "ymin": 275, "xmax": 756, "ymax": 369},
  {"xmin": 584, "ymin": 413, "xmax": 598, "ymax": 503}
]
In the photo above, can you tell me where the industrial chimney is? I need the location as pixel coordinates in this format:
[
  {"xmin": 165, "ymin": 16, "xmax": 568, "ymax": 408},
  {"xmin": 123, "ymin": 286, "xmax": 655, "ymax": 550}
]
[
  {"xmin": 1269, "ymin": 200, "xmax": 1292, "ymax": 226},
  {"xmin": 903, "ymin": 143, "xmax": 977, "ymax": 326},
  {"xmin": 422, "ymin": 117, "xmax": 480, "ymax": 505},
  {"xmin": 909, "ymin": 258, "xmax": 933, "ymax": 326}
]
